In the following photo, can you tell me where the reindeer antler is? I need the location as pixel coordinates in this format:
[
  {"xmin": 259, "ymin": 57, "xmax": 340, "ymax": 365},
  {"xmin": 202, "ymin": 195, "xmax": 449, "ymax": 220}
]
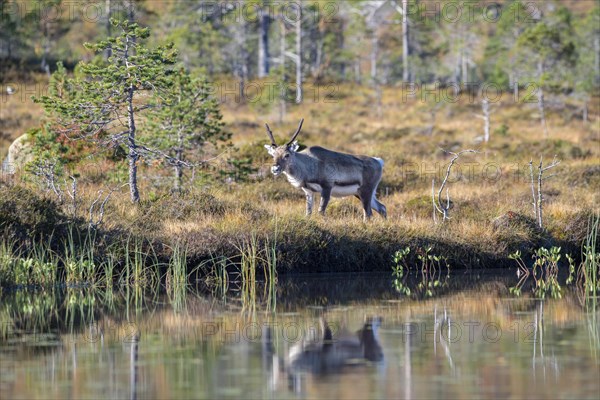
[
  {"xmin": 287, "ymin": 118, "xmax": 304, "ymax": 146},
  {"xmin": 264, "ymin": 123, "xmax": 276, "ymax": 146}
]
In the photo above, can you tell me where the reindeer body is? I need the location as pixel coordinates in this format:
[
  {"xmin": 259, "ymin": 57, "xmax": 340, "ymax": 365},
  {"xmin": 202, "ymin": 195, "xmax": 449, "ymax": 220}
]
[
  {"xmin": 264, "ymin": 120, "xmax": 387, "ymax": 220},
  {"xmin": 261, "ymin": 317, "xmax": 384, "ymax": 394},
  {"xmin": 287, "ymin": 317, "xmax": 384, "ymax": 375}
]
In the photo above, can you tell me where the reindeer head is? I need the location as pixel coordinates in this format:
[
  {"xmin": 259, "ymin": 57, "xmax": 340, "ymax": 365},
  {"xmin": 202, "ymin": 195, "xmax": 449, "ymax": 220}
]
[{"xmin": 263, "ymin": 119, "xmax": 304, "ymax": 176}]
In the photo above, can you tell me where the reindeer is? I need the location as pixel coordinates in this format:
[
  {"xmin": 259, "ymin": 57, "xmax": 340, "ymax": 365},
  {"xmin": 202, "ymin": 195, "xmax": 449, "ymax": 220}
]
[
  {"xmin": 264, "ymin": 119, "xmax": 387, "ymax": 221},
  {"xmin": 261, "ymin": 317, "xmax": 384, "ymax": 394},
  {"xmin": 287, "ymin": 317, "xmax": 384, "ymax": 374}
]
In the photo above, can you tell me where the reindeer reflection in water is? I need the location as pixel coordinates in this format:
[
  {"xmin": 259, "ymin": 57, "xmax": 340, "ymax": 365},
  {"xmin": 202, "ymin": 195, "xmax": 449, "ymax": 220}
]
[{"xmin": 262, "ymin": 317, "xmax": 384, "ymax": 393}]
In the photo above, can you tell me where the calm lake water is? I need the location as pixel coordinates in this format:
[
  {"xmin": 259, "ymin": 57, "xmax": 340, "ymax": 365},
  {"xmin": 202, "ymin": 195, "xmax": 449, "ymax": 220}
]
[{"xmin": 1, "ymin": 273, "xmax": 599, "ymax": 399}]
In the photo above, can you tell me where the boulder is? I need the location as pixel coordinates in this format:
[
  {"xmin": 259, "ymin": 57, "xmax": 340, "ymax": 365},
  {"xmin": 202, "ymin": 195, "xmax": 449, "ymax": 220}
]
[{"xmin": 4, "ymin": 133, "xmax": 33, "ymax": 173}]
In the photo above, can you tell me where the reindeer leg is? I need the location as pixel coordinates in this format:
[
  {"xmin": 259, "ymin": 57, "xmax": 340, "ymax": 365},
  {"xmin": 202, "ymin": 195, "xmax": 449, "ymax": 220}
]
[
  {"xmin": 371, "ymin": 195, "xmax": 387, "ymax": 218},
  {"xmin": 319, "ymin": 187, "xmax": 332, "ymax": 216},
  {"xmin": 359, "ymin": 189, "xmax": 374, "ymax": 221},
  {"xmin": 361, "ymin": 197, "xmax": 373, "ymax": 221},
  {"xmin": 302, "ymin": 188, "xmax": 314, "ymax": 216}
]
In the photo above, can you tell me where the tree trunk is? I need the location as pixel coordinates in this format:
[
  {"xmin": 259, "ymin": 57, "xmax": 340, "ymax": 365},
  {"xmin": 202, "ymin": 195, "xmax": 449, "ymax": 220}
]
[
  {"xmin": 127, "ymin": 86, "xmax": 140, "ymax": 203},
  {"xmin": 41, "ymin": 21, "xmax": 50, "ymax": 77},
  {"xmin": 538, "ymin": 87, "xmax": 548, "ymax": 137},
  {"xmin": 594, "ymin": 34, "xmax": 600, "ymax": 87},
  {"xmin": 354, "ymin": 58, "xmax": 361, "ymax": 84},
  {"xmin": 482, "ymin": 99, "xmax": 490, "ymax": 142},
  {"xmin": 460, "ymin": 26, "xmax": 468, "ymax": 86},
  {"xmin": 105, "ymin": 0, "xmax": 112, "ymax": 58},
  {"xmin": 174, "ymin": 164, "xmax": 183, "ymax": 193},
  {"xmin": 537, "ymin": 62, "xmax": 548, "ymax": 138},
  {"xmin": 461, "ymin": 49, "xmax": 468, "ymax": 85},
  {"xmin": 375, "ymin": 81, "xmax": 383, "ymax": 118},
  {"xmin": 370, "ymin": 33, "xmax": 378, "ymax": 82},
  {"xmin": 279, "ymin": 18, "xmax": 286, "ymax": 123},
  {"xmin": 126, "ymin": 0, "xmax": 135, "ymax": 23},
  {"xmin": 339, "ymin": 23, "xmax": 346, "ymax": 80},
  {"xmin": 313, "ymin": 38, "xmax": 323, "ymax": 79},
  {"xmin": 239, "ymin": 0, "xmax": 248, "ymax": 82},
  {"xmin": 234, "ymin": 14, "xmax": 249, "ymax": 102},
  {"xmin": 529, "ymin": 161, "xmax": 537, "ymax": 222},
  {"xmin": 537, "ymin": 159, "xmax": 543, "ymax": 229},
  {"xmin": 258, "ymin": 8, "xmax": 270, "ymax": 78},
  {"xmin": 402, "ymin": 0, "xmax": 410, "ymax": 82},
  {"xmin": 174, "ymin": 163, "xmax": 183, "ymax": 194},
  {"xmin": 295, "ymin": 6, "xmax": 302, "ymax": 104},
  {"xmin": 173, "ymin": 133, "xmax": 183, "ymax": 193}
]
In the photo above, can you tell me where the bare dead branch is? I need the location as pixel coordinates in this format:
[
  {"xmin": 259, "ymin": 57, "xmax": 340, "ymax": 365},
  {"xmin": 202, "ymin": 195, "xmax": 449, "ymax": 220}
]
[
  {"xmin": 529, "ymin": 155, "xmax": 560, "ymax": 229},
  {"xmin": 30, "ymin": 159, "xmax": 64, "ymax": 203},
  {"xmin": 134, "ymin": 142, "xmax": 227, "ymax": 169},
  {"xmin": 432, "ymin": 149, "xmax": 478, "ymax": 222},
  {"xmin": 89, "ymin": 184, "xmax": 127, "ymax": 229},
  {"xmin": 529, "ymin": 160, "xmax": 537, "ymax": 221}
]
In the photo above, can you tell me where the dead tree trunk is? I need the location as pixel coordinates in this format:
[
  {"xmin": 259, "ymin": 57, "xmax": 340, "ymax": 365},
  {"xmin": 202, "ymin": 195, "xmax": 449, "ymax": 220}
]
[
  {"xmin": 432, "ymin": 149, "xmax": 478, "ymax": 223},
  {"xmin": 529, "ymin": 161, "xmax": 537, "ymax": 221},
  {"xmin": 529, "ymin": 156, "xmax": 560, "ymax": 229},
  {"xmin": 481, "ymin": 99, "xmax": 490, "ymax": 142},
  {"xmin": 258, "ymin": 8, "xmax": 270, "ymax": 78}
]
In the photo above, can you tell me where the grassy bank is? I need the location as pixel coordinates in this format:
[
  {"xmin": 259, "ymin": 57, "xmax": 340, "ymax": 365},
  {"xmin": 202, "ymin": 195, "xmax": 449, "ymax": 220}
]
[
  {"xmin": 0, "ymin": 183, "xmax": 597, "ymax": 286},
  {"xmin": 1, "ymin": 82, "xmax": 599, "ymax": 288}
]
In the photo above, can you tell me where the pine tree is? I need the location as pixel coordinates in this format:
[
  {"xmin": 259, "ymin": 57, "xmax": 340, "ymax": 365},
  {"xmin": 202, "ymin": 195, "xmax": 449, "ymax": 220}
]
[
  {"xmin": 573, "ymin": 5, "xmax": 600, "ymax": 121},
  {"xmin": 26, "ymin": 62, "xmax": 79, "ymax": 198},
  {"xmin": 146, "ymin": 68, "xmax": 229, "ymax": 193},
  {"xmin": 483, "ymin": 0, "xmax": 531, "ymax": 89},
  {"xmin": 36, "ymin": 19, "xmax": 177, "ymax": 203},
  {"xmin": 515, "ymin": 6, "xmax": 576, "ymax": 136}
]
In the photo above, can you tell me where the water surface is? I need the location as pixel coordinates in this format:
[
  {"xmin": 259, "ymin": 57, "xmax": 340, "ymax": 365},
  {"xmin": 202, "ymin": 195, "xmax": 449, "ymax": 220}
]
[{"xmin": 1, "ymin": 274, "xmax": 598, "ymax": 399}]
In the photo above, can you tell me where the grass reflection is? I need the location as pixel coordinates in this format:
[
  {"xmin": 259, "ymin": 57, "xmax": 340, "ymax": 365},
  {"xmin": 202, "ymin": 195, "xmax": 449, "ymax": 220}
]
[{"xmin": 0, "ymin": 275, "xmax": 598, "ymax": 400}]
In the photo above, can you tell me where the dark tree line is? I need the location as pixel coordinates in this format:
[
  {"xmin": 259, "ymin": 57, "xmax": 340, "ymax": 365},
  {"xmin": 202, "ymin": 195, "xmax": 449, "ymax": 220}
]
[{"xmin": 3, "ymin": 1, "xmax": 596, "ymax": 97}]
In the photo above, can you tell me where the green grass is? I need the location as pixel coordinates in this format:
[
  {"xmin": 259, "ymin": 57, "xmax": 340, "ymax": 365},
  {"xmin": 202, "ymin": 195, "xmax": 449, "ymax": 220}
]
[
  {"xmin": 0, "ymin": 235, "xmax": 58, "ymax": 287},
  {"xmin": 166, "ymin": 243, "xmax": 188, "ymax": 311},
  {"xmin": 580, "ymin": 214, "xmax": 600, "ymax": 308},
  {"xmin": 391, "ymin": 245, "xmax": 450, "ymax": 298}
]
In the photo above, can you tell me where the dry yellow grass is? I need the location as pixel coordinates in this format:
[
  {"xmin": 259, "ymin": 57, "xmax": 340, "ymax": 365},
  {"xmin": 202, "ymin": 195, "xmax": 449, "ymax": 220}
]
[{"xmin": 1, "ymin": 76, "xmax": 599, "ymax": 271}]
